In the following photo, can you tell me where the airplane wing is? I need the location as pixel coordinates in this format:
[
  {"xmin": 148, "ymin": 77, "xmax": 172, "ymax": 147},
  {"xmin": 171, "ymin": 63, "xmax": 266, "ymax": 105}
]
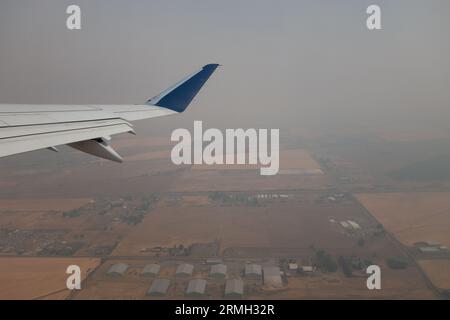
[{"xmin": 0, "ymin": 64, "xmax": 219, "ymax": 162}]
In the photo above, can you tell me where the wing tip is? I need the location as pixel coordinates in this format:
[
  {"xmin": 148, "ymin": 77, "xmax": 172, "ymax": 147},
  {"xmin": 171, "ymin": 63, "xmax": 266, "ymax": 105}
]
[{"xmin": 148, "ymin": 63, "xmax": 220, "ymax": 113}]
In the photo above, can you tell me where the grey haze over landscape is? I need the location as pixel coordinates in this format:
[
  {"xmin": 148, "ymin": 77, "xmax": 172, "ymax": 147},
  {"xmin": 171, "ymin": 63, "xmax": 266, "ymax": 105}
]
[
  {"xmin": 1, "ymin": 1, "xmax": 450, "ymax": 301},
  {"xmin": 0, "ymin": 0, "xmax": 449, "ymax": 135}
]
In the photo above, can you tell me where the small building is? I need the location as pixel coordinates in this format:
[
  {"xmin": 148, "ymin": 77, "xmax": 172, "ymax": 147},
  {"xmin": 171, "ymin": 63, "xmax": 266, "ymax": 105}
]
[
  {"xmin": 210, "ymin": 264, "xmax": 227, "ymax": 278},
  {"xmin": 340, "ymin": 221, "xmax": 350, "ymax": 229},
  {"xmin": 245, "ymin": 264, "xmax": 262, "ymax": 279},
  {"xmin": 186, "ymin": 279, "xmax": 207, "ymax": 297},
  {"xmin": 107, "ymin": 263, "xmax": 128, "ymax": 276},
  {"xmin": 147, "ymin": 279, "xmax": 170, "ymax": 296},
  {"xmin": 263, "ymin": 266, "xmax": 283, "ymax": 288},
  {"xmin": 224, "ymin": 279, "xmax": 244, "ymax": 298},
  {"xmin": 176, "ymin": 263, "xmax": 194, "ymax": 277},
  {"xmin": 418, "ymin": 246, "xmax": 441, "ymax": 253},
  {"xmin": 141, "ymin": 264, "xmax": 160, "ymax": 277},
  {"xmin": 301, "ymin": 266, "xmax": 314, "ymax": 273},
  {"xmin": 422, "ymin": 241, "xmax": 441, "ymax": 247},
  {"xmin": 414, "ymin": 241, "xmax": 441, "ymax": 247},
  {"xmin": 351, "ymin": 257, "xmax": 363, "ymax": 270},
  {"xmin": 347, "ymin": 220, "xmax": 361, "ymax": 230},
  {"xmin": 288, "ymin": 263, "xmax": 298, "ymax": 271}
]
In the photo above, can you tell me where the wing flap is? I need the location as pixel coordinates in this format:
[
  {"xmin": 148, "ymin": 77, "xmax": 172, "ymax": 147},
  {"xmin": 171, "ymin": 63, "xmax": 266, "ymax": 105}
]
[{"xmin": 0, "ymin": 119, "xmax": 133, "ymax": 158}]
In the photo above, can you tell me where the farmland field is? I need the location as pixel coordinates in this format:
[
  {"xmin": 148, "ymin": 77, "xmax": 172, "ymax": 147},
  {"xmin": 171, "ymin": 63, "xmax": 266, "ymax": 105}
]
[
  {"xmin": 356, "ymin": 192, "xmax": 450, "ymax": 248},
  {"xmin": 0, "ymin": 257, "xmax": 100, "ymax": 300},
  {"xmin": 418, "ymin": 260, "xmax": 450, "ymax": 291}
]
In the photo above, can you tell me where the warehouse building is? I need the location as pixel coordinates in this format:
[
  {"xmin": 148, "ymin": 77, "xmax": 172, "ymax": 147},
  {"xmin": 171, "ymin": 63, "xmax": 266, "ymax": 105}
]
[
  {"xmin": 176, "ymin": 263, "xmax": 194, "ymax": 277},
  {"xmin": 418, "ymin": 246, "xmax": 441, "ymax": 253},
  {"xmin": 210, "ymin": 264, "xmax": 227, "ymax": 279},
  {"xmin": 224, "ymin": 279, "xmax": 244, "ymax": 298},
  {"xmin": 263, "ymin": 266, "xmax": 283, "ymax": 288},
  {"xmin": 141, "ymin": 264, "xmax": 160, "ymax": 277},
  {"xmin": 245, "ymin": 264, "xmax": 262, "ymax": 279},
  {"xmin": 301, "ymin": 266, "xmax": 315, "ymax": 273},
  {"xmin": 347, "ymin": 220, "xmax": 361, "ymax": 230},
  {"xmin": 415, "ymin": 241, "xmax": 441, "ymax": 247},
  {"xmin": 107, "ymin": 263, "xmax": 129, "ymax": 276},
  {"xmin": 340, "ymin": 221, "xmax": 350, "ymax": 229},
  {"xmin": 186, "ymin": 279, "xmax": 207, "ymax": 297},
  {"xmin": 147, "ymin": 279, "xmax": 171, "ymax": 296},
  {"xmin": 288, "ymin": 263, "xmax": 298, "ymax": 270}
]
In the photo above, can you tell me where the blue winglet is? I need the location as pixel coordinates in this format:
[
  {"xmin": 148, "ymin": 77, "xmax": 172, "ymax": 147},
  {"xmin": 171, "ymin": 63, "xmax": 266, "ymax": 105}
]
[{"xmin": 147, "ymin": 64, "xmax": 219, "ymax": 113}]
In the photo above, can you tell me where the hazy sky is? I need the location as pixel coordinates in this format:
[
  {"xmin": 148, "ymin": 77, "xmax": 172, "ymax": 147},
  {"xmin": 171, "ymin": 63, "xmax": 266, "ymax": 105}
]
[{"xmin": 1, "ymin": 0, "xmax": 449, "ymax": 133}]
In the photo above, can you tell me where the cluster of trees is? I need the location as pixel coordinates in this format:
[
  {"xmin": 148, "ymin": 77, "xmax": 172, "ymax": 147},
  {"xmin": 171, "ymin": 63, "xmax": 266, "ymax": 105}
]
[
  {"xmin": 313, "ymin": 248, "xmax": 338, "ymax": 272},
  {"xmin": 338, "ymin": 256, "xmax": 353, "ymax": 277},
  {"xmin": 168, "ymin": 244, "xmax": 189, "ymax": 256},
  {"xmin": 386, "ymin": 258, "xmax": 408, "ymax": 269},
  {"xmin": 120, "ymin": 193, "xmax": 159, "ymax": 225},
  {"xmin": 63, "ymin": 209, "xmax": 82, "ymax": 218}
]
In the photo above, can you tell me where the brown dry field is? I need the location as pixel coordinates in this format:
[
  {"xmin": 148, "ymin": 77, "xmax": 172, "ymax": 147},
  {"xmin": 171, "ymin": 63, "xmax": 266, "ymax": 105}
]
[
  {"xmin": 0, "ymin": 210, "xmax": 82, "ymax": 230},
  {"xmin": 279, "ymin": 149, "xmax": 321, "ymax": 170},
  {"xmin": 192, "ymin": 149, "xmax": 322, "ymax": 171},
  {"xmin": 0, "ymin": 198, "xmax": 95, "ymax": 230},
  {"xmin": 0, "ymin": 160, "xmax": 183, "ymax": 198},
  {"xmin": 0, "ymin": 257, "xmax": 100, "ymax": 300},
  {"xmin": 263, "ymin": 266, "xmax": 435, "ymax": 299},
  {"xmin": 170, "ymin": 170, "xmax": 332, "ymax": 192},
  {"xmin": 0, "ymin": 147, "xmax": 325, "ymax": 197},
  {"xmin": 113, "ymin": 201, "xmax": 376, "ymax": 256},
  {"xmin": 418, "ymin": 260, "xmax": 450, "ymax": 291},
  {"xmin": 73, "ymin": 280, "xmax": 148, "ymax": 300},
  {"xmin": 181, "ymin": 196, "xmax": 210, "ymax": 206},
  {"xmin": 113, "ymin": 137, "xmax": 173, "ymax": 149},
  {"xmin": 0, "ymin": 198, "xmax": 92, "ymax": 212},
  {"xmin": 356, "ymin": 192, "xmax": 450, "ymax": 248},
  {"xmin": 124, "ymin": 150, "xmax": 171, "ymax": 162}
]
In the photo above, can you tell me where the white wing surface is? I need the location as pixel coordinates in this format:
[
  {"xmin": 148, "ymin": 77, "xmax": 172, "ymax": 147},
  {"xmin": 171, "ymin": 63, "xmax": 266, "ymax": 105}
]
[{"xmin": 0, "ymin": 64, "xmax": 219, "ymax": 162}]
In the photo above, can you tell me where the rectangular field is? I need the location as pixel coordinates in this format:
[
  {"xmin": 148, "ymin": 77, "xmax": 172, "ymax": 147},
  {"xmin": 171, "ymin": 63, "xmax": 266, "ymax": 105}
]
[
  {"xmin": 356, "ymin": 192, "xmax": 450, "ymax": 248},
  {"xmin": 0, "ymin": 257, "xmax": 100, "ymax": 300},
  {"xmin": 0, "ymin": 198, "xmax": 92, "ymax": 212},
  {"xmin": 113, "ymin": 200, "xmax": 375, "ymax": 257},
  {"xmin": 418, "ymin": 260, "xmax": 450, "ymax": 291}
]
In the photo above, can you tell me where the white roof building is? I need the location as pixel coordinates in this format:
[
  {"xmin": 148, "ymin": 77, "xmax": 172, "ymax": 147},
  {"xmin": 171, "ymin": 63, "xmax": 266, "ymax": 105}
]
[
  {"xmin": 141, "ymin": 264, "xmax": 160, "ymax": 277},
  {"xmin": 288, "ymin": 263, "xmax": 298, "ymax": 270},
  {"xmin": 176, "ymin": 263, "xmax": 194, "ymax": 277},
  {"xmin": 210, "ymin": 264, "xmax": 227, "ymax": 278},
  {"xmin": 147, "ymin": 279, "xmax": 170, "ymax": 296},
  {"xmin": 347, "ymin": 220, "xmax": 361, "ymax": 230},
  {"xmin": 263, "ymin": 266, "xmax": 283, "ymax": 288},
  {"xmin": 301, "ymin": 266, "xmax": 315, "ymax": 272},
  {"xmin": 107, "ymin": 263, "xmax": 128, "ymax": 276},
  {"xmin": 186, "ymin": 279, "xmax": 207, "ymax": 296},
  {"xmin": 225, "ymin": 279, "xmax": 244, "ymax": 298},
  {"xmin": 245, "ymin": 264, "xmax": 262, "ymax": 278}
]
